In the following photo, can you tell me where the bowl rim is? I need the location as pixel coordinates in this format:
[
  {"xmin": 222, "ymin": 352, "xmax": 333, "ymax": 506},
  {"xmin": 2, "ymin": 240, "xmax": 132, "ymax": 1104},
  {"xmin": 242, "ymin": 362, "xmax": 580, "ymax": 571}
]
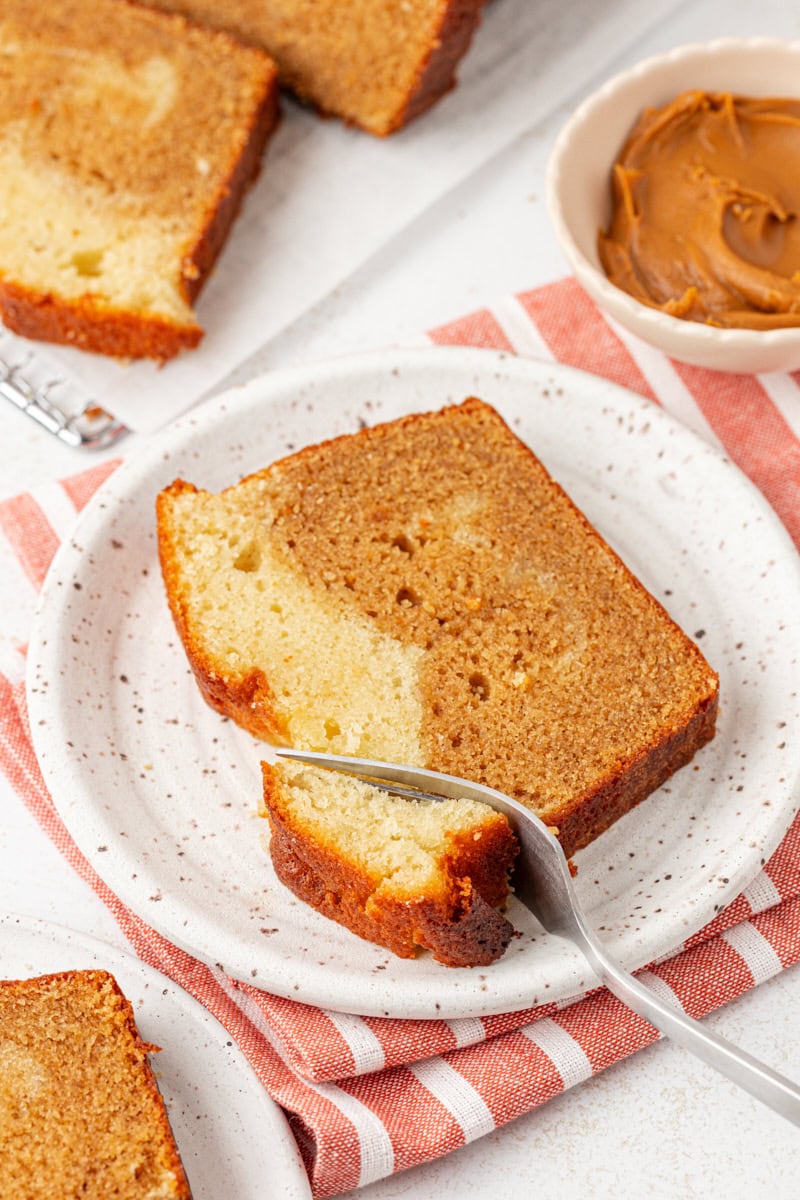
[{"xmin": 546, "ymin": 36, "xmax": 800, "ymax": 351}]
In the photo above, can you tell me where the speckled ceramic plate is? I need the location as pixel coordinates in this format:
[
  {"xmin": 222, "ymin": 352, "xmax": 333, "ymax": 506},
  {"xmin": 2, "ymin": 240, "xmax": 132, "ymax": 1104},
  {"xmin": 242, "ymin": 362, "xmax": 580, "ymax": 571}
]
[
  {"xmin": 27, "ymin": 347, "xmax": 800, "ymax": 1019},
  {"xmin": 0, "ymin": 913, "xmax": 311, "ymax": 1199}
]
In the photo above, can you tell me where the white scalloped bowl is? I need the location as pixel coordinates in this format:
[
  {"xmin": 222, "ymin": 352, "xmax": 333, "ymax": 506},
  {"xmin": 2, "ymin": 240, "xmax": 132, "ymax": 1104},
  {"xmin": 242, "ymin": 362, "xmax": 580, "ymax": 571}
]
[{"xmin": 547, "ymin": 39, "xmax": 800, "ymax": 374}]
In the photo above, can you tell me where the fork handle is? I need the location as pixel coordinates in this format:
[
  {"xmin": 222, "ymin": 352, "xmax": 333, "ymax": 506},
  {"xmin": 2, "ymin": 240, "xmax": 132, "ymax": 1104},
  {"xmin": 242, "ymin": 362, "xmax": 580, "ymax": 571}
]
[
  {"xmin": 595, "ymin": 950, "xmax": 800, "ymax": 1124},
  {"xmin": 276, "ymin": 747, "xmax": 800, "ymax": 1120}
]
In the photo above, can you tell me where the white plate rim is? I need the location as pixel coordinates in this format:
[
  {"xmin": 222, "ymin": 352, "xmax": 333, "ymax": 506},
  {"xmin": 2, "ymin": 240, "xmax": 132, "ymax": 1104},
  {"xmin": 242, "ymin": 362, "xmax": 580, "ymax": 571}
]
[
  {"xmin": 26, "ymin": 344, "xmax": 800, "ymax": 1018},
  {"xmin": 0, "ymin": 911, "xmax": 311, "ymax": 1199}
]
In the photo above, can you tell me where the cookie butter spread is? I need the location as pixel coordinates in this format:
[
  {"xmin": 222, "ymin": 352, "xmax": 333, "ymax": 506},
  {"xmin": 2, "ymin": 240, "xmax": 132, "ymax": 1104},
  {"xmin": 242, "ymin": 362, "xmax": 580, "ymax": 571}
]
[{"xmin": 599, "ymin": 90, "xmax": 800, "ymax": 329}]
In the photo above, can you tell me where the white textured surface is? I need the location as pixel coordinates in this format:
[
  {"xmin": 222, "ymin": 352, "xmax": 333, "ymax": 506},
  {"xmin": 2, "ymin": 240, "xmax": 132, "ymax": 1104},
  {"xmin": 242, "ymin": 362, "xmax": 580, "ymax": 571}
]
[{"xmin": 3, "ymin": 0, "xmax": 800, "ymax": 1194}]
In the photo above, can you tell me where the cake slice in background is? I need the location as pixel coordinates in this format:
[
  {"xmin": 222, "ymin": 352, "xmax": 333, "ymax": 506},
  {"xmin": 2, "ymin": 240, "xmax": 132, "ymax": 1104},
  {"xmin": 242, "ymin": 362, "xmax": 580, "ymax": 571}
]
[
  {"xmin": 0, "ymin": 969, "xmax": 191, "ymax": 1199},
  {"xmin": 144, "ymin": 0, "xmax": 485, "ymax": 135},
  {"xmin": 157, "ymin": 397, "xmax": 719, "ymax": 964},
  {"xmin": 0, "ymin": 0, "xmax": 279, "ymax": 361}
]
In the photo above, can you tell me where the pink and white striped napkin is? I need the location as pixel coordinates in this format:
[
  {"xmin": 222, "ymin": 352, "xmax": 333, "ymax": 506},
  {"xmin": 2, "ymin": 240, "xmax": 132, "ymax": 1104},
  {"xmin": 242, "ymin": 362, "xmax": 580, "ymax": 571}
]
[{"xmin": 1, "ymin": 277, "xmax": 799, "ymax": 1199}]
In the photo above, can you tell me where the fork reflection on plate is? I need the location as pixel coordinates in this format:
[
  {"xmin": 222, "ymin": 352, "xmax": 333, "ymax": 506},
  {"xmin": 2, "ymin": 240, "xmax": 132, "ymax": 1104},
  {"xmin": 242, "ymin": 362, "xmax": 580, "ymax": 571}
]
[{"xmin": 276, "ymin": 747, "xmax": 800, "ymax": 1126}]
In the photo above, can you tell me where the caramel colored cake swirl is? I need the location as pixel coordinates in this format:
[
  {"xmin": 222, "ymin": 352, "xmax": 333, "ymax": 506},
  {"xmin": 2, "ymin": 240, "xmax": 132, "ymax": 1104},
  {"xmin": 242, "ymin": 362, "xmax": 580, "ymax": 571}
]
[
  {"xmin": 0, "ymin": 0, "xmax": 279, "ymax": 360},
  {"xmin": 157, "ymin": 398, "xmax": 719, "ymax": 965},
  {"xmin": 0, "ymin": 970, "xmax": 191, "ymax": 1199}
]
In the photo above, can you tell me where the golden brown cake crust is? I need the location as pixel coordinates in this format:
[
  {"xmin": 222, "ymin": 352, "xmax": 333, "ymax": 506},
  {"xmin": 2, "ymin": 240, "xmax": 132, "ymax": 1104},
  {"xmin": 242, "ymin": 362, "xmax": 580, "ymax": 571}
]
[
  {"xmin": 0, "ymin": 280, "xmax": 202, "ymax": 361},
  {"xmin": 171, "ymin": 44, "xmax": 281, "ymax": 309},
  {"xmin": 553, "ymin": 690, "xmax": 719, "ymax": 857},
  {"xmin": 262, "ymin": 762, "xmax": 517, "ymax": 966},
  {"xmin": 156, "ymin": 481, "xmax": 290, "ymax": 740},
  {"xmin": 393, "ymin": 0, "xmax": 485, "ymax": 134}
]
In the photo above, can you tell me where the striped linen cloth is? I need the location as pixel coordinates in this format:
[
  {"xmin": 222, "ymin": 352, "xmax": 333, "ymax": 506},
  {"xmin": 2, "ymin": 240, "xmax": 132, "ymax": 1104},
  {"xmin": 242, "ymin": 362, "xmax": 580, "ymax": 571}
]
[{"xmin": 1, "ymin": 276, "xmax": 799, "ymax": 1198}]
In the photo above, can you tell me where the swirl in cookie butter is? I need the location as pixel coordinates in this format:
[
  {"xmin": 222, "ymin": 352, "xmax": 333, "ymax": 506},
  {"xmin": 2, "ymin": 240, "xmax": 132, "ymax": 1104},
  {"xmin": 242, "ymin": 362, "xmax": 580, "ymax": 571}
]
[{"xmin": 599, "ymin": 90, "xmax": 800, "ymax": 329}]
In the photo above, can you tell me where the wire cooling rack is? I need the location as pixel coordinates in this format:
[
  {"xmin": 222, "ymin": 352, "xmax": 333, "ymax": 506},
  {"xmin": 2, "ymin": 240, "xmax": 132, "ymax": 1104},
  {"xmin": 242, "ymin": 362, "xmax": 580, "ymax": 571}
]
[{"xmin": 0, "ymin": 332, "xmax": 128, "ymax": 450}]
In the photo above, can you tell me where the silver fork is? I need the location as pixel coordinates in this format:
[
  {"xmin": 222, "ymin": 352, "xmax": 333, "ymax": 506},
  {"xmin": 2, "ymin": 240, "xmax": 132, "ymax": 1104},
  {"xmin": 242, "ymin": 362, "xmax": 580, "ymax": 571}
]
[{"xmin": 276, "ymin": 747, "xmax": 800, "ymax": 1125}]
